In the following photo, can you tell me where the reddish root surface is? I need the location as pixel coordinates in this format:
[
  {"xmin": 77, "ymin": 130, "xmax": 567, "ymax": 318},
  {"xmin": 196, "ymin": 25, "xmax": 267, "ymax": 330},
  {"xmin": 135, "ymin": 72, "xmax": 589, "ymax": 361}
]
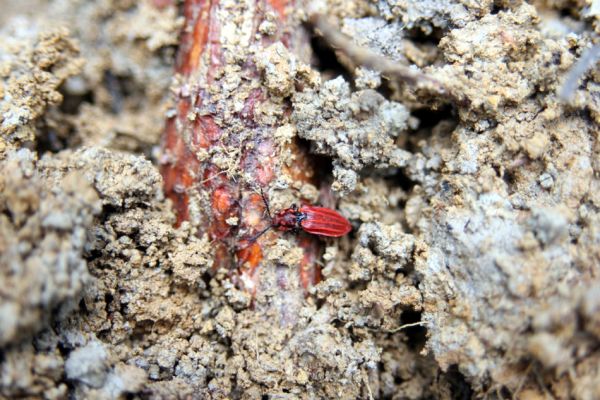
[{"xmin": 160, "ymin": 0, "xmax": 322, "ymax": 306}]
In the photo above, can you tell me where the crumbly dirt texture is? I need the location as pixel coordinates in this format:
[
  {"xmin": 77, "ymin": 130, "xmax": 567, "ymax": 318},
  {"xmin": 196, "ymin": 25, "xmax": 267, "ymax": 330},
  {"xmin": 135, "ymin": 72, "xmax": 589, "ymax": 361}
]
[{"xmin": 1, "ymin": 0, "xmax": 600, "ymax": 399}]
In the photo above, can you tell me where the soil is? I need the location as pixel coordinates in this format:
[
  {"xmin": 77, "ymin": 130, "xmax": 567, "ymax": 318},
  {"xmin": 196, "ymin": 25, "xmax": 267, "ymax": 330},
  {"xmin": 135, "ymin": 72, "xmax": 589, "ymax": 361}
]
[{"xmin": 1, "ymin": 0, "xmax": 600, "ymax": 399}]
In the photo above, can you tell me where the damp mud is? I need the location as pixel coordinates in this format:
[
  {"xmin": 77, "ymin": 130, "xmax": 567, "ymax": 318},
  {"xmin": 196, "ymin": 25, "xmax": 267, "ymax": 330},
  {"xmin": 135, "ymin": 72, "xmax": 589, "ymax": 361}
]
[{"xmin": 1, "ymin": 0, "xmax": 600, "ymax": 399}]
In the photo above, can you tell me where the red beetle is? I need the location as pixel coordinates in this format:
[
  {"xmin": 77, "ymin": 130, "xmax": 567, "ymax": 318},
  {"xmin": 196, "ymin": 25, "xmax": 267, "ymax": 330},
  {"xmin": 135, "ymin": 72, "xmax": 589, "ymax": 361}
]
[
  {"xmin": 252, "ymin": 189, "xmax": 352, "ymax": 240},
  {"xmin": 272, "ymin": 204, "xmax": 352, "ymax": 237}
]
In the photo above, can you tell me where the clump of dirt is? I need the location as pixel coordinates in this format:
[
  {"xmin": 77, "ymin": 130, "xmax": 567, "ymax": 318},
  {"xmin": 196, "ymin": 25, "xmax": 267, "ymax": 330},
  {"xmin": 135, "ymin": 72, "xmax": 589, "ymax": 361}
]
[
  {"xmin": 0, "ymin": 27, "xmax": 83, "ymax": 153},
  {"xmin": 1, "ymin": 0, "xmax": 600, "ymax": 399},
  {"xmin": 293, "ymin": 78, "xmax": 411, "ymax": 195},
  {"xmin": 0, "ymin": 0, "xmax": 179, "ymax": 155},
  {"xmin": 0, "ymin": 146, "xmax": 167, "ymax": 398},
  {"xmin": 0, "ymin": 149, "xmax": 99, "ymax": 347}
]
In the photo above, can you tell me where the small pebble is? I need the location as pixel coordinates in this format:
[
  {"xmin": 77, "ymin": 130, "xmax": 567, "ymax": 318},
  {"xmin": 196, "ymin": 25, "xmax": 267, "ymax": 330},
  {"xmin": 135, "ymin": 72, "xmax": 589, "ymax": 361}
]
[{"xmin": 539, "ymin": 173, "xmax": 554, "ymax": 189}]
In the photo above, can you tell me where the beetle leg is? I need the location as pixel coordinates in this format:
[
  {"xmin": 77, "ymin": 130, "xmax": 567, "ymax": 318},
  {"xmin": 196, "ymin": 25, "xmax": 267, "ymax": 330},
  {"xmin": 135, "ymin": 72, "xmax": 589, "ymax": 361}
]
[{"xmin": 246, "ymin": 225, "xmax": 272, "ymax": 245}]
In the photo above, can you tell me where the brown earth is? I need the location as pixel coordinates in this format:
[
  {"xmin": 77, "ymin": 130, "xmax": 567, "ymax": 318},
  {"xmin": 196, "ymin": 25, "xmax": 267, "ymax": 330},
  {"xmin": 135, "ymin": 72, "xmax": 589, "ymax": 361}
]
[{"xmin": 1, "ymin": 0, "xmax": 599, "ymax": 399}]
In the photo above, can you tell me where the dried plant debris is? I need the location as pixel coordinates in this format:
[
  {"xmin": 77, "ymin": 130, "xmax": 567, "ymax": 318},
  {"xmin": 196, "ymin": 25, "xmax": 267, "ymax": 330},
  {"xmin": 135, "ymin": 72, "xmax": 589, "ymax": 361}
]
[
  {"xmin": 558, "ymin": 44, "xmax": 600, "ymax": 101},
  {"xmin": 310, "ymin": 14, "xmax": 449, "ymax": 97}
]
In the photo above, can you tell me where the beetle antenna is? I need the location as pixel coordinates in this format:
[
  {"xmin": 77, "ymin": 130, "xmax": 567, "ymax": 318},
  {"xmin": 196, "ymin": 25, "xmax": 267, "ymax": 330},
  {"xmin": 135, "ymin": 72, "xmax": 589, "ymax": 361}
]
[{"xmin": 259, "ymin": 187, "xmax": 273, "ymax": 221}]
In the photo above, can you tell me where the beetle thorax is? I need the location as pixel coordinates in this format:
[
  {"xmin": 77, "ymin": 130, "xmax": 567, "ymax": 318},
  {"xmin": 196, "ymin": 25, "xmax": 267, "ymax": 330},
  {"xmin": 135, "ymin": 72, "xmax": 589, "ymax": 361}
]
[{"xmin": 272, "ymin": 208, "xmax": 303, "ymax": 231}]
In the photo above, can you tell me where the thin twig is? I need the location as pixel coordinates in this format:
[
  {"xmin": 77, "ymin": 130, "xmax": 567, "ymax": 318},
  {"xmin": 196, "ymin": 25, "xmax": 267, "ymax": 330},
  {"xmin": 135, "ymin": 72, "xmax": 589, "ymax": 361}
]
[
  {"xmin": 558, "ymin": 44, "xmax": 600, "ymax": 102},
  {"xmin": 512, "ymin": 362, "xmax": 533, "ymax": 400},
  {"xmin": 184, "ymin": 169, "xmax": 231, "ymax": 193},
  {"xmin": 309, "ymin": 13, "xmax": 448, "ymax": 96},
  {"xmin": 387, "ymin": 320, "xmax": 429, "ymax": 333},
  {"xmin": 363, "ymin": 371, "xmax": 374, "ymax": 400},
  {"xmin": 533, "ymin": 366, "xmax": 556, "ymax": 400}
]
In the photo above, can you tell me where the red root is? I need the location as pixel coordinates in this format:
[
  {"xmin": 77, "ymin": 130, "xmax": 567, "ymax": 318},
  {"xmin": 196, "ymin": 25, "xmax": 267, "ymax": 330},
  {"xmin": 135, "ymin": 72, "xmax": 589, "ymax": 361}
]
[{"xmin": 161, "ymin": 0, "xmax": 322, "ymax": 317}]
